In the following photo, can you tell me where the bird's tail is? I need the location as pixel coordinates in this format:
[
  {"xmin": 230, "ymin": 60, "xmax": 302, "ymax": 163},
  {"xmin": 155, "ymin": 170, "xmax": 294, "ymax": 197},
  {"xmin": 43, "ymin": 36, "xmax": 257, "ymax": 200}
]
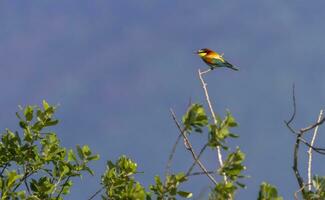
[{"xmin": 224, "ymin": 61, "xmax": 239, "ymax": 71}]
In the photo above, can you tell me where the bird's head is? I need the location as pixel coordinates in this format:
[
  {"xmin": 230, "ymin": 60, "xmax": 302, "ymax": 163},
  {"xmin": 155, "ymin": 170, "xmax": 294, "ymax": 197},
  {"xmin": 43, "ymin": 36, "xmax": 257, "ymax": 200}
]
[{"xmin": 196, "ymin": 48, "xmax": 212, "ymax": 57}]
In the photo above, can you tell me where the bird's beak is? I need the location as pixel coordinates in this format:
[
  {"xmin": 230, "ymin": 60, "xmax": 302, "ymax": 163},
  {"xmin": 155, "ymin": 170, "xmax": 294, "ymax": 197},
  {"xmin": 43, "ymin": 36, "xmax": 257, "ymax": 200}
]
[{"xmin": 193, "ymin": 50, "xmax": 198, "ymax": 55}]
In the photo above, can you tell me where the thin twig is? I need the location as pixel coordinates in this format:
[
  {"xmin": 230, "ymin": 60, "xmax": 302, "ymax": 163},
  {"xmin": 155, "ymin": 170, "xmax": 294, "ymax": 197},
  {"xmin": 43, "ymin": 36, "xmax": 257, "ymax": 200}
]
[
  {"xmin": 301, "ymin": 117, "xmax": 325, "ymax": 133},
  {"xmin": 165, "ymin": 133, "xmax": 182, "ymax": 177},
  {"xmin": 287, "ymin": 84, "xmax": 296, "ymax": 125},
  {"xmin": 186, "ymin": 143, "xmax": 208, "ymax": 176},
  {"xmin": 12, "ymin": 170, "xmax": 34, "ymax": 192},
  {"xmin": 293, "ymin": 132, "xmax": 304, "ymax": 190},
  {"xmin": 24, "ymin": 178, "xmax": 31, "ymax": 195},
  {"xmin": 170, "ymin": 109, "xmax": 218, "ymax": 185},
  {"xmin": 200, "ymin": 68, "xmax": 211, "ymax": 75},
  {"xmin": 308, "ymin": 110, "xmax": 323, "ymax": 190},
  {"xmin": 285, "ymin": 85, "xmax": 305, "ymax": 193},
  {"xmin": 0, "ymin": 162, "xmax": 9, "ymax": 177},
  {"xmin": 55, "ymin": 176, "xmax": 71, "ymax": 200},
  {"xmin": 187, "ymin": 170, "xmax": 217, "ymax": 177},
  {"xmin": 285, "ymin": 85, "xmax": 325, "ymax": 199},
  {"xmin": 165, "ymin": 101, "xmax": 193, "ymax": 177},
  {"xmin": 298, "ymin": 137, "xmax": 325, "ymax": 154},
  {"xmin": 198, "ymin": 69, "xmax": 227, "ymax": 183},
  {"xmin": 294, "ymin": 183, "xmax": 311, "ymax": 200},
  {"xmin": 88, "ymin": 186, "xmax": 105, "ymax": 200}
]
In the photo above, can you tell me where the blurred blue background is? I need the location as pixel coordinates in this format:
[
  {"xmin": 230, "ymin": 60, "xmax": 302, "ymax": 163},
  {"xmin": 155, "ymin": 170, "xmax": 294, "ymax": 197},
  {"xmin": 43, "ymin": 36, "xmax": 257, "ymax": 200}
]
[{"xmin": 1, "ymin": 1, "xmax": 325, "ymax": 199}]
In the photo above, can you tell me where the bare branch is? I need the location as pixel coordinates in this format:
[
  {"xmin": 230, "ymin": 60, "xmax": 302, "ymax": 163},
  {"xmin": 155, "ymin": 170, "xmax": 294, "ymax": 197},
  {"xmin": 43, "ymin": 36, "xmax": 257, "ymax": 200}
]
[
  {"xmin": 308, "ymin": 110, "xmax": 323, "ymax": 190},
  {"xmin": 298, "ymin": 137, "xmax": 325, "ymax": 154},
  {"xmin": 186, "ymin": 143, "xmax": 208, "ymax": 176},
  {"xmin": 285, "ymin": 85, "xmax": 305, "ymax": 192},
  {"xmin": 301, "ymin": 117, "xmax": 325, "ymax": 133},
  {"xmin": 165, "ymin": 101, "xmax": 193, "ymax": 177},
  {"xmin": 55, "ymin": 176, "xmax": 71, "ymax": 200},
  {"xmin": 200, "ymin": 68, "xmax": 211, "ymax": 75},
  {"xmin": 293, "ymin": 132, "xmax": 305, "ymax": 190},
  {"xmin": 287, "ymin": 84, "xmax": 296, "ymax": 125},
  {"xmin": 88, "ymin": 186, "xmax": 105, "ymax": 200},
  {"xmin": 198, "ymin": 69, "xmax": 227, "ymax": 183},
  {"xmin": 294, "ymin": 183, "xmax": 311, "ymax": 200},
  {"xmin": 285, "ymin": 85, "xmax": 325, "ymax": 198},
  {"xmin": 0, "ymin": 162, "xmax": 9, "ymax": 177},
  {"xmin": 165, "ymin": 133, "xmax": 182, "ymax": 177},
  {"xmin": 187, "ymin": 170, "xmax": 217, "ymax": 177},
  {"xmin": 170, "ymin": 109, "xmax": 218, "ymax": 185}
]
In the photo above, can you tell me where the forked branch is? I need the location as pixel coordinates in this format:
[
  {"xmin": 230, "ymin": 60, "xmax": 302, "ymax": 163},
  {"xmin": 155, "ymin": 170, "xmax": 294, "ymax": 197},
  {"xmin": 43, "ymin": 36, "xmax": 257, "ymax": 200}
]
[
  {"xmin": 170, "ymin": 109, "xmax": 217, "ymax": 185},
  {"xmin": 285, "ymin": 85, "xmax": 325, "ymax": 198}
]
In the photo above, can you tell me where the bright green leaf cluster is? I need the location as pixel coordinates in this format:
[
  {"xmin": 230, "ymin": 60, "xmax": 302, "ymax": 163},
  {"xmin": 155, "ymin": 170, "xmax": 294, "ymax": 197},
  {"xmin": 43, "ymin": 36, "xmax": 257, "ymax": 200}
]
[
  {"xmin": 258, "ymin": 182, "xmax": 283, "ymax": 200},
  {"xmin": 219, "ymin": 148, "xmax": 246, "ymax": 184},
  {"xmin": 305, "ymin": 176, "xmax": 325, "ymax": 199},
  {"xmin": 182, "ymin": 104, "xmax": 208, "ymax": 133},
  {"xmin": 208, "ymin": 148, "xmax": 246, "ymax": 199},
  {"xmin": 0, "ymin": 101, "xmax": 99, "ymax": 200},
  {"xmin": 101, "ymin": 155, "xmax": 148, "ymax": 200},
  {"xmin": 150, "ymin": 172, "xmax": 192, "ymax": 200},
  {"xmin": 208, "ymin": 111, "xmax": 238, "ymax": 149},
  {"xmin": 209, "ymin": 182, "xmax": 237, "ymax": 200}
]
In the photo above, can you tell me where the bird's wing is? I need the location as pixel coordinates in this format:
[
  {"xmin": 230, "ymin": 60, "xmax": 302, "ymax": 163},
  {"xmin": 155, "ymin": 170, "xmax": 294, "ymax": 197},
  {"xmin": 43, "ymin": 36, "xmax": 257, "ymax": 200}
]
[
  {"xmin": 211, "ymin": 57, "xmax": 225, "ymax": 65},
  {"xmin": 223, "ymin": 60, "xmax": 239, "ymax": 71}
]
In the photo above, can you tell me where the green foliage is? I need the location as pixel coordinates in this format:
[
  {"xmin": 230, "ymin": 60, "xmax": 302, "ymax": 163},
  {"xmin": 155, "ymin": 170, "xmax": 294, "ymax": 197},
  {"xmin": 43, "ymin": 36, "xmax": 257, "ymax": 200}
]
[
  {"xmin": 101, "ymin": 156, "xmax": 191, "ymax": 200},
  {"xmin": 150, "ymin": 172, "xmax": 192, "ymax": 200},
  {"xmin": 208, "ymin": 111, "xmax": 238, "ymax": 149},
  {"xmin": 182, "ymin": 104, "xmax": 208, "ymax": 133},
  {"xmin": 209, "ymin": 182, "xmax": 236, "ymax": 200},
  {"xmin": 101, "ymin": 155, "xmax": 148, "ymax": 200},
  {"xmin": 258, "ymin": 182, "xmax": 283, "ymax": 200},
  {"xmin": 0, "ymin": 101, "xmax": 99, "ymax": 200},
  {"xmin": 305, "ymin": 176, "xmax": 325, "ymax": 199},
  {"xmin": 208, "ymin": 148, "xmax": 246, "ymax": 200},
  {"xmin": 182, "ymin": 103, "xmax": 246, "ymax": 199},
  {"xmin": 219, "ymin": 148, "xmax": 246, "ymax": 184}
]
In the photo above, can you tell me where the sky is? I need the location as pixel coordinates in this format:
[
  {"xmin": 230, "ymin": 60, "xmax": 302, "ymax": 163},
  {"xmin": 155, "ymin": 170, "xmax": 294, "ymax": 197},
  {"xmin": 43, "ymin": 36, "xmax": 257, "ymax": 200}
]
[{"xmin": 1, "ymin": 1, "xmax": 325, "ymax": 199}]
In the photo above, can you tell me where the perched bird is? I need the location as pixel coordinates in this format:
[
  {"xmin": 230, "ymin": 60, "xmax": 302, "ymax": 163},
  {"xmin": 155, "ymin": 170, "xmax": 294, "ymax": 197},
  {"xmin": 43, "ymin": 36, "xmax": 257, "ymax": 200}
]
[{"xmin": 196, "ymin": 48, "xmax": 238, "ymax": 71}]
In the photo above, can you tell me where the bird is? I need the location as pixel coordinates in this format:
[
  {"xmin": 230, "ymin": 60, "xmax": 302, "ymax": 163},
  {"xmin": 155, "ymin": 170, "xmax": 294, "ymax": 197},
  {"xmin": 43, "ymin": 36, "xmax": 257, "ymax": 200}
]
[{"xmin": 196, "ymin": 48, "xmax": 238, "ymax": 71}]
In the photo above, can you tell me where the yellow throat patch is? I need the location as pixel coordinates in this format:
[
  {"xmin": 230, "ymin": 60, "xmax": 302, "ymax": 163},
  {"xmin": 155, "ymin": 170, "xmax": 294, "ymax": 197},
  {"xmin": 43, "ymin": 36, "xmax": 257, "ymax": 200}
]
[{"xmin": 198, "ymin": 52, "xmax": 207, "ymax": 57}]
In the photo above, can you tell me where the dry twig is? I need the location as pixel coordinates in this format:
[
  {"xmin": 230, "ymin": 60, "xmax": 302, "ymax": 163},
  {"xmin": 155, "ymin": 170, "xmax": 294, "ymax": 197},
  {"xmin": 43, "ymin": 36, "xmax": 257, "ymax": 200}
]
[
  {"xmin": 308, "ymin": 110, "xmax": 323, "ymax": 190},
  {"xmin": 186, "ymin": 143, "xmax": 208, "ymax": 176},
  {"xmin": 294, "ymin": 183, "xmax": 311, "ymax": 200},
  {"xmin": 165, "ymin": 133, "xmax": 182, "ymax": 177},
  {"xmin": 198, "ymin": 69, "xmax": 227, "ymax": 183},
  {"xmin": 285, "ymin": 85, "xmax": 325, "ymax": 197}
]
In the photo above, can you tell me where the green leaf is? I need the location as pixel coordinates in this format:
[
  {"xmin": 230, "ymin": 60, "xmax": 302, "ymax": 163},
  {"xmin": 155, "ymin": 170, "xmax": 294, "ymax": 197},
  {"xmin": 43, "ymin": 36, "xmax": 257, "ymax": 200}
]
[
  {"xmin": 83, "ymin": 166, "xmax": 95, "ymax": 176},
  {"xmin": 19, "ymin": 121, "xmax": 28, "ymax": 129},
  {"xmin": 182, "ymin": 104, "xmax": 208, "ymax": 133},
  {"xmin": 101, "ymin": 155, "xmax": 147, "ymax": 200},
  {"xmin": 177, "ymin": 191, "xmax": 193, "ymax": 198},
  {"xmin": 223, "ymin": 111, "xmax": 238, "ymax": 127},
  {"xmin": 7, "ymin": 170, "xmax": 22, "ymax": 188},
  {"xmin": 68, "ymin": 149, "xmax": 77, "ymax": 162},
  {"xmin": 311, "ymin": 176, "xmax": 325, "ymax": 199},
  {"xmin": 220, "ymin": 148, "xmax": 246, "ymax": 182},
  {"xmin": 24, "ymin": 106, "xmax": 34, "ymax": 122},
  {"xmin": 210, "ymin": 182, "xmax": 236, "ymax": 200},
  {"xmin": 87, "ymin": 154, "xmax": 100, "ymax": 161},
  {"xmin": 44, "ymin": 119, "xmax": 59, "ymax": 127},
  {"xmin": 43, "ymin": 100, "xmax": 50, "ymax": 110},
  {"xmin": 76, "ymin": 145, "xmax": 84, "ymax": 160},
  {"xmin": 258, "ymin": 182, "xmax": 283, "ymax": 200},
  {"xmin": 82, "ymin": 145, "xmax": 91, "ymax": 156}
]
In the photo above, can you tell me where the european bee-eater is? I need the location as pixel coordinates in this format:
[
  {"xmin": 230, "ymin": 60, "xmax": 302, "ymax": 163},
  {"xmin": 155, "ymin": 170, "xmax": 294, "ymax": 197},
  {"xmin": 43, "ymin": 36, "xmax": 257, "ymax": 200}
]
[{"xmin": 196, "ymin": 48, "xmax": 238, "ymax": 71}]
